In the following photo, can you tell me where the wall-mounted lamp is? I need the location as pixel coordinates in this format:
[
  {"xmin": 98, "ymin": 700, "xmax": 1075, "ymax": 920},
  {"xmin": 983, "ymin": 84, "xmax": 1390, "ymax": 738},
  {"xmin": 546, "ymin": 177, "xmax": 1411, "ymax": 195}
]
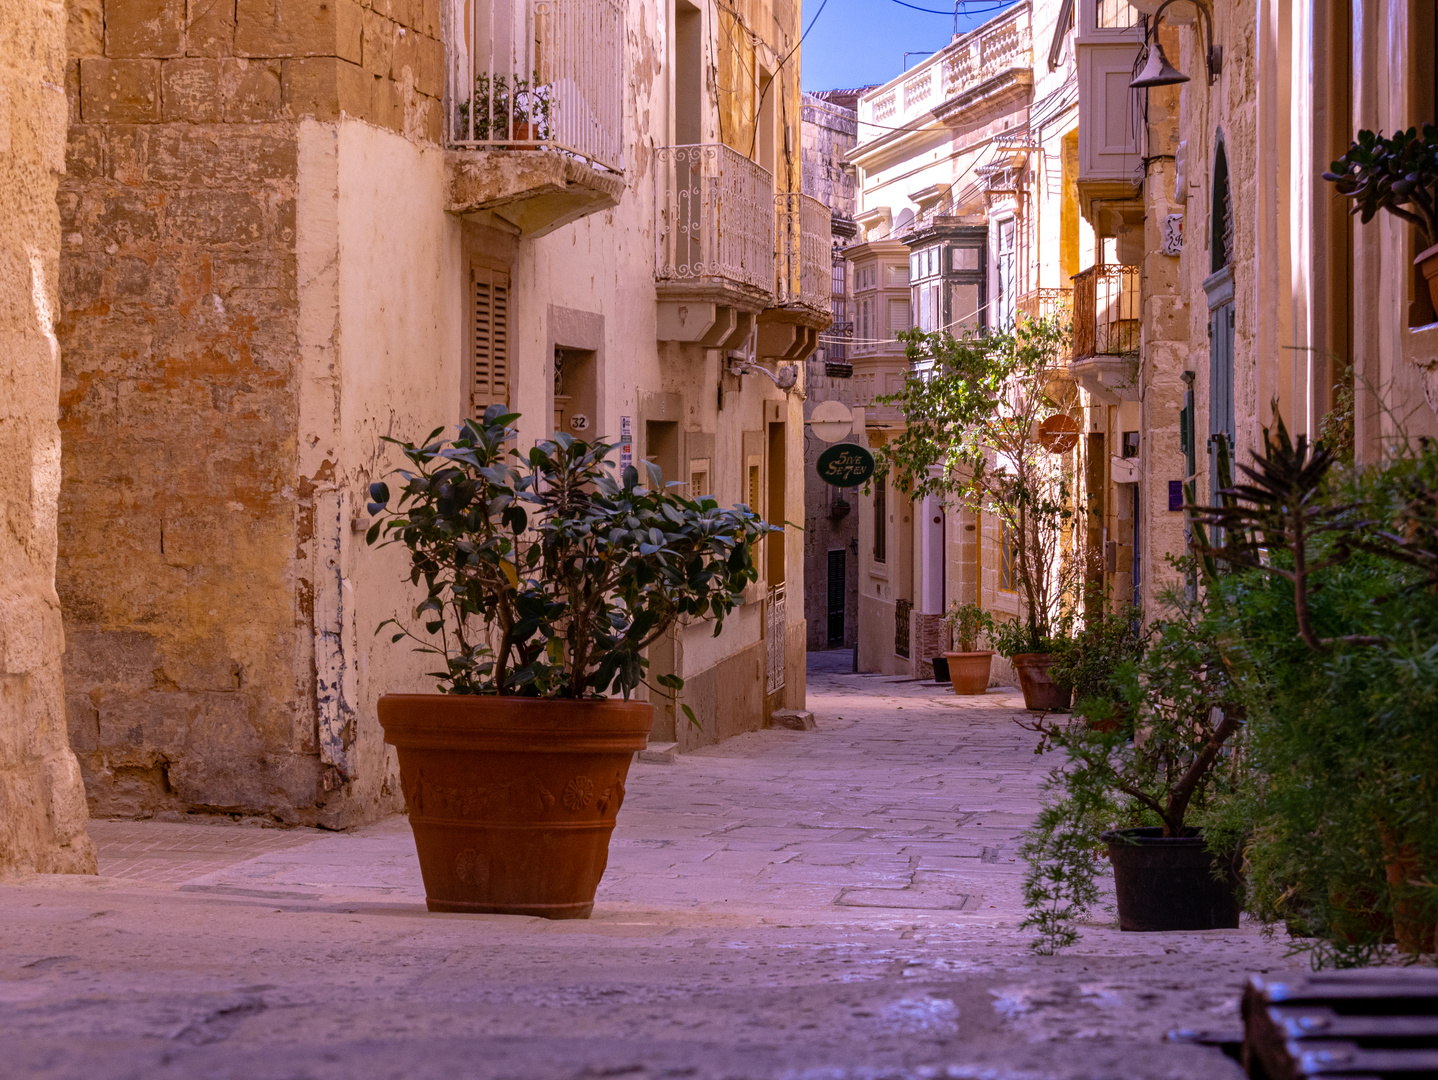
[
  {"xmin": 1129, "ymin": 0, "xmax": 1221, "ymax": 89},
  {"xmin": 727, "ymin": 356, "xmax": 798, "ymax": 392}
]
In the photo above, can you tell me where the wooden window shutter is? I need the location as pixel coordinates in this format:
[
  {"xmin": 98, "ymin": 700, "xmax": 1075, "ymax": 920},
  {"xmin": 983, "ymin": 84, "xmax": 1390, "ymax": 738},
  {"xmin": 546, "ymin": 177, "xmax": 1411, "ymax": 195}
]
[{"xmin": 471, "ymin": 268, "xmax": 511, "ymax": 413}]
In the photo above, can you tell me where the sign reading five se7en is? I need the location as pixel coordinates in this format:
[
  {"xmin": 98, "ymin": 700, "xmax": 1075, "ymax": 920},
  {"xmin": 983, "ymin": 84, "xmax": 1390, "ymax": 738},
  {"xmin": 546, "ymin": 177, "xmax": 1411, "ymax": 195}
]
[{"xmin": 816, "ymin": 443, "xmax": 875, "ymax": 487}]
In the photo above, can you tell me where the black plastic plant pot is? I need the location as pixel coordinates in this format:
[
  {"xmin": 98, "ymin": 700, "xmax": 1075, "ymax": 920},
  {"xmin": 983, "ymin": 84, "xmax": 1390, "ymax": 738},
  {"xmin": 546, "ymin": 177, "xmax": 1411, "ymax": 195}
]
[
  {"xmin": 1102, "ymin": 827, "xmax": 1242, "ymax": 932},
  {"xmin": 931, "ymin": 656, "xmax": 950, "ymax": 683}
]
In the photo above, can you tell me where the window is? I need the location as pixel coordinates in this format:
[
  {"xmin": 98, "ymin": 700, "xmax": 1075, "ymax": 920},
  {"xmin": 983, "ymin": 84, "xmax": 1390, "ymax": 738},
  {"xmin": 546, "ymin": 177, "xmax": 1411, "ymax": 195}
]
[
  {"xmin": 995, "ymin": 219, "xmax": 1016, "ymax": 329},
  {"xmin": 873, "ymin": 473, "xmax": 887, "ymax": 563},
  {"xmin": 747, "ymin": 459, "xmax": 761, "ymax": 512},
  {"xmin": 888, "ymin": 297, "xmax": 911, "ymax": 336},
  {"xmin": 953, "ymin": 247, "xmax": 979, "ymax": 272},
  {"xmin": 916, "ymin": 281, "xmax": 939, "ymax": 332},
  {"xmin": 999, "ymin": 519, "xmax": 1018, "ymax": 592},
  {"xmin": 887, "ymin": 264, "xmax": 910, "ymax": 288},
  {"xmin": 471, "ymin": 267, "xmax": 510, "ymax": 413},
  {"xmin": 1095, "ymin": 0, "xmax": 1140, "ymax": 28},
  {"xmin": 1211, "ymin": 142, "xmax": 1233, "ymax": 274},
  {"xmin": 689, "ymin": 458, "xmax": 710, "ymax": 499}
]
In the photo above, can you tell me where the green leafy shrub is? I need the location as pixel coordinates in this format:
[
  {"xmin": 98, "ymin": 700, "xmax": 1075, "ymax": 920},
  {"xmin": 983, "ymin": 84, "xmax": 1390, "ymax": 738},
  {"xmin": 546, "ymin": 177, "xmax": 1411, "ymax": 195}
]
[
  {"xmin": 366, "ymin": 408, "xmax": 774, "ymax": 704},
  {"xmin": 1193, "ymin": 422, "xmax": 1438, "ymax": 964},
  {"xmin": 1323, "ymin": 124, "xmax": 1438, "ymax": 247},
  {"xmin": 943, "ymin": 601, "xmax": 994, "ymax": 652}
]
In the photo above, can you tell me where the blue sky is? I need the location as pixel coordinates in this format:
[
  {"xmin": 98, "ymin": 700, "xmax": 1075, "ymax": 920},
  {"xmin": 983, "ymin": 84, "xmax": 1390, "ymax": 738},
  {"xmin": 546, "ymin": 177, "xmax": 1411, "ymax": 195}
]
[{"xmin": 799, "ymin": 0, "xmax": 1018, "ymax": 93}]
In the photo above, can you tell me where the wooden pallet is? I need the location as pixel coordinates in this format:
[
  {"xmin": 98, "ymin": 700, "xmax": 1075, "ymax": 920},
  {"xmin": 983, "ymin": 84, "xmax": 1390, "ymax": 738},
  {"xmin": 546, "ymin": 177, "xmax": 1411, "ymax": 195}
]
[{"xmin": 1243, "ymin": 968, "xmax": 1438, "ymax": 1079}]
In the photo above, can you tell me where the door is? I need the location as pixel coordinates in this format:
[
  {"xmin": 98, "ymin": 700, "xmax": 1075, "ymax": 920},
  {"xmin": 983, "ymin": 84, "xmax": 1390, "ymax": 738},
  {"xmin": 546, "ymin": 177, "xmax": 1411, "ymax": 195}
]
[
  {"xmin": 1209, "ymin": 301, "xmax": 1235, "ymax": 501},
  {"xmin": 826, "ymin": 549, "xmax": 846, "ymax": 647}
]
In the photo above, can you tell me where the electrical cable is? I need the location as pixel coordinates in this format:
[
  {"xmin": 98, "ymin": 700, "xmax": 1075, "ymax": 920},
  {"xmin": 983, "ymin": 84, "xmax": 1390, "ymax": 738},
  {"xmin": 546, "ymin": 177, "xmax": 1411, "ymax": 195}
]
[{"xmin": 889, "ymin": 0, "xmax": 1014, "ymax": 14}]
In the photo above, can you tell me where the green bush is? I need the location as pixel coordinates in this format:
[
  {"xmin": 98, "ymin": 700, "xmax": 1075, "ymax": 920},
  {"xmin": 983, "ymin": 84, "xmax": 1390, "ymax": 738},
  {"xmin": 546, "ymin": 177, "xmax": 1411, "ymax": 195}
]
[{"xmin": 367, "ymin": 408, "xmax": 773, "ymax": 704}]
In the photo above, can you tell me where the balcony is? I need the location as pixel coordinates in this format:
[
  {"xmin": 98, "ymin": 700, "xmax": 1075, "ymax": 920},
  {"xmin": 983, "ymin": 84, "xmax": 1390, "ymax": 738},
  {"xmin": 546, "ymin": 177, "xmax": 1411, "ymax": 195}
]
[
  {"xmin": 655, "ymin": 144, "xmax": 775, "ymax": 346},
  {"xmin": 759, "ymin": 193, "xmax": 833, "ymax": 362},
  {"xmin": 445, "ymin": 0, "xmax": 626, "ymax": 237},
  {"xmin": 1017, "ymin": 287, "xmax": 1073, "ymax": 324},
  {"xmin": 855, "ymin": 6, "xmax": 1030, "ymax": 155},
  {"xmin": 1070, "ymin": 264, "xmax": 1139, "ymax": 403}
]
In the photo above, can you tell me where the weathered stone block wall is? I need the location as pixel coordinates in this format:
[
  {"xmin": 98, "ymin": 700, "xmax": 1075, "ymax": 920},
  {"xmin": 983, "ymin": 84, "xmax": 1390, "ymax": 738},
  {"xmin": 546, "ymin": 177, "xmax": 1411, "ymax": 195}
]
[
  {"xmin": 0, "ymin": 0, "xmax": 97, "ymax": 876},
  {"xmin": 57, "ymin": 0, "xmax": 442, "ymax": 822}
]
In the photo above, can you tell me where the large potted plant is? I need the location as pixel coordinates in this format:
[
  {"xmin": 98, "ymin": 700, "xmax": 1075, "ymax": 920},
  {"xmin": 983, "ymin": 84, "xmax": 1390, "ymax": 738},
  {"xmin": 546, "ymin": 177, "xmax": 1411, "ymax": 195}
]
[
  {"xmin": 366, "ymin": 409, "xmax": 771, "ymax": 918},
  {"xmin": 1018, "ymin": 589, "xmax": 1245, "ymax": 950},
  {"xmin": 875, "ymin": 316, "xmax": 1083, "ymax": 711},
  {"xmin": 1324, "ymin": 124, "xmax": 1438, "ymax": 312},
  {"xmin": 942, "ymin": 601, "xmax": 995, "ymax": 695}
]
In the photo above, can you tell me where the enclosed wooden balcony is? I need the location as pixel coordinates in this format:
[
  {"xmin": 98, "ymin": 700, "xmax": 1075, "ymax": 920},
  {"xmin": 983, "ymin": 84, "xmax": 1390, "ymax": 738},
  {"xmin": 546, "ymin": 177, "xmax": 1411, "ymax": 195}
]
[
  {"xmin": 1070, "ymin": 264, "xmax": 1139, "ymax": 403},
  {"xmin": 655, "ymin": 144, "xmax": 775, "ymax": 346},
  {"xmin": 445, "ymin": 0, "xmax": 626, "ymax": 237}
]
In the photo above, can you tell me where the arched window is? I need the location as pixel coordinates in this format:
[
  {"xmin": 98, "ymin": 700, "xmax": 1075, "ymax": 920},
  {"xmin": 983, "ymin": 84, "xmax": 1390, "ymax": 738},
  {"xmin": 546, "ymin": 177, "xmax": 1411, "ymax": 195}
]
[
  {"xmin": 1210, "ymin": 141, "xmax": 1233, "ymax": 274},
  {"xmin": 1206, "ymin": 135, "xmax": 1236, "ymax": 503}
]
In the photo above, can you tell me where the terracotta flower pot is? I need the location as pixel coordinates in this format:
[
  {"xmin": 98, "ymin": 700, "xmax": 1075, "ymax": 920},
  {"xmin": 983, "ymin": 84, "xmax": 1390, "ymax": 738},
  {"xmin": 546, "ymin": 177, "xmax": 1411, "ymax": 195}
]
[
  {"xmin": 378, "ymin": 694, "xmax": 653, "ymax": 919},
  {"xmin": 1009, "ymin": 652, "xmax": 1072, "ymax": 711},
  {"xmin": 944, "ymin": 650, "xmax": 994, "ymax": 695},
  {"xmin": 1418, "ymin": 242, "xmax": 1438, "ymax": 318},
  {"xmin": 1381, "ymin": 825, "xmax": 1437, "ymax": 955}
]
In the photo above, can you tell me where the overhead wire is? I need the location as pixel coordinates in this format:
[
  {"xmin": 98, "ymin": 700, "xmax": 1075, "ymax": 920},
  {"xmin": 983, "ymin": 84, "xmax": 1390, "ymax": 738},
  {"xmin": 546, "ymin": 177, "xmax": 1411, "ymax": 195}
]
[{"xmin": 889, "ymin": 0, "xmax": 1015, "ymax": 14}]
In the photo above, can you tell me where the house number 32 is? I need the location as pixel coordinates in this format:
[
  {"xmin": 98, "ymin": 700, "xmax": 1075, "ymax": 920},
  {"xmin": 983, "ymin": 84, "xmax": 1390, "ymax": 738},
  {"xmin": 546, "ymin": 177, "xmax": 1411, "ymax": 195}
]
[{"xmin": 569, "ymin": 414, "xmax": 590, "ymax": 431}]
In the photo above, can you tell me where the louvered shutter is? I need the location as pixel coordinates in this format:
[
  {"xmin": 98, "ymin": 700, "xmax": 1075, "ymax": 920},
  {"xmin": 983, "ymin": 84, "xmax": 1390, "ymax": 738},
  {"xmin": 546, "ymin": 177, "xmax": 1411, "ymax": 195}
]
[{"xmin": 471, "ymin": 268, "xmax": 511, "ymax": 413}]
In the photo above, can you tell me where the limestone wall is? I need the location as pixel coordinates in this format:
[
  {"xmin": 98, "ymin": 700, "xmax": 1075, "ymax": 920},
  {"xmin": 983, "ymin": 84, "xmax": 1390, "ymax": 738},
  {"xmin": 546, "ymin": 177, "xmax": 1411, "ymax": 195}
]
[
  {"xmin": 0, "ymin": 0, "xmax": 96, "ymax": 876},
  {"xmin": 57, "ymin": 0, "xmax": 445, "ymax": 824}
]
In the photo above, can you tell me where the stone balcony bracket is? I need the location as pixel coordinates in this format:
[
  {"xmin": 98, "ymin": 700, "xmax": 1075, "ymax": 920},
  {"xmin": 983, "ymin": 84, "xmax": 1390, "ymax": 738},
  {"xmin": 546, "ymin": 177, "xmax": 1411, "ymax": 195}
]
[
  {"xmin": 1070, "ymin": 354, "xmax": 1139, "ymax": 404},
  {"xmin": 446, "ymin": 150, "xmax": 626, "ymax": 239}
]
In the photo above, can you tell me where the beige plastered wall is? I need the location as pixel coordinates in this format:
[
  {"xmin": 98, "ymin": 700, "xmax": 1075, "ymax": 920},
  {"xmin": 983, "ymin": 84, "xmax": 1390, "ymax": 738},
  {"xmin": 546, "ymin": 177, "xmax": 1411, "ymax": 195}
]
[
  {"xmin": 0, "ymin": 0, "xmax": 96, "ymax": 876},
  {"xmin": 295, "ymin": 118, "xmax": 463, "ymax": 822}
]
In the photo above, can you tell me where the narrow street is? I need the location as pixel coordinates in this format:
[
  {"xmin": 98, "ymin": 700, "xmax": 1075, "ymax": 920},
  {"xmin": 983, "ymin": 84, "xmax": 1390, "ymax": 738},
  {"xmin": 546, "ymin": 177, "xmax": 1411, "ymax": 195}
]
[{"xmin": 2, "ymin": 655, "xmax": 1291, "ymax": 1080}]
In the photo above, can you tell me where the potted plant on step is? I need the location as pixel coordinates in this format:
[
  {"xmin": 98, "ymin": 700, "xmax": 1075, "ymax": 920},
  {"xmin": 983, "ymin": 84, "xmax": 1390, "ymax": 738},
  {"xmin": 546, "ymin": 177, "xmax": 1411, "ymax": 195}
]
[
  {"xmin": 366, "ymin": 409, "xmax": 772, "ymax": 918},
  {"xmin": 875, "ymin": 316, "xmax": 1082, "ymax": 712},
  {"xmin": 1324, "ymin": 124, "xmax": 1438, "ymax": 313},
  {"xmin": 942, "ymin": 601, "xmax": 995, "ymax": 695}
]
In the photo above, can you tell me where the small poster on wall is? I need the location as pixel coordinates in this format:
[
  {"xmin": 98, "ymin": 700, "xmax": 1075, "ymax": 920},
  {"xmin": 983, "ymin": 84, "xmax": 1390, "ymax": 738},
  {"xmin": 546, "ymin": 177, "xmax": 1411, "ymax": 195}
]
[{"xmin": 619, "ymin": 415, "xmax": 633, "ymax": 472}]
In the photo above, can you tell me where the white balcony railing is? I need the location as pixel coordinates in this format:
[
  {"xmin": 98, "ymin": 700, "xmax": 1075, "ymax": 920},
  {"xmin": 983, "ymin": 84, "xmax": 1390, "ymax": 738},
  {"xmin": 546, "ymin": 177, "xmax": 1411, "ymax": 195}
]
[
  {"xmin": 655, "ymin": 144, "xmax": 774, "ymax": 295},
  {"xmin": 943, "ymin": 15, "xmax": 1031, "ymax": 96},
  {"xmin": 447, "ymin": 0, "xmax": 624, "ymax": 173},
  {"xmin": 775, "ymin": 193, "xmax": 832, "ymax": 314},
  {"xmin": 858, "ymin": 6, "xmax": 1030, "ymax": 141}
]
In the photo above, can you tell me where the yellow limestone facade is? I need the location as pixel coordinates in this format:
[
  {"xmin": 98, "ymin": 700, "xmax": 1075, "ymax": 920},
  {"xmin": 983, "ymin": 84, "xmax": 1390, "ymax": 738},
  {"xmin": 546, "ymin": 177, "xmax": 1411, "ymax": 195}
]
[{"xmin": 0, "ymin": 0, "xmax": 96, "ymax": 876}]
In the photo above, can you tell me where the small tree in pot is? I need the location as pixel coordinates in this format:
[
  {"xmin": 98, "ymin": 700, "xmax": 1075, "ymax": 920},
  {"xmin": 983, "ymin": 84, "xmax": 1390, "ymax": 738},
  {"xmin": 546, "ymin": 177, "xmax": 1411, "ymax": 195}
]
[
  {"xmin": 942, "ymin": 601, "xmax": 995, "ymax": 695},
  {"xmin": 876, "ymin": 316, "xmax": 1083, "ymax": 710},
  {"xmin": 1323, "ymin": 124, "xmax": 1438, "ymax": 314},
  {"xmin": 367, "ymin": 408, "xmax": 772, "ymax": 917}
]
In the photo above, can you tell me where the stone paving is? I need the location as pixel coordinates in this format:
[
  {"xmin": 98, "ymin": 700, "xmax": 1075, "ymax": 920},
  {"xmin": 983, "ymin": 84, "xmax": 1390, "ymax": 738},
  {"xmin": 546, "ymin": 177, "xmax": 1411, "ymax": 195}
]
[{"xmin": 0, "ymin": 651, "xmax": 1297, "ymax": 1079}]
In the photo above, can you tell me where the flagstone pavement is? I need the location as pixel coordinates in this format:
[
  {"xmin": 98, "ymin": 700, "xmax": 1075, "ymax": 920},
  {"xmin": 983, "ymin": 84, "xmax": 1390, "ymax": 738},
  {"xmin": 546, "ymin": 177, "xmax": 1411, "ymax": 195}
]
[{"xmin": 0, "ymin": 651, "xmax": 1297, "ymax": 1080}]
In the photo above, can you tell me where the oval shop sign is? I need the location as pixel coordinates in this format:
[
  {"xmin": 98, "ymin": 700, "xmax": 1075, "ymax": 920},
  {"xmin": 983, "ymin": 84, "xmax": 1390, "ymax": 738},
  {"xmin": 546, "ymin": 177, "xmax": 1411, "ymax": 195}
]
[{"xmin": 816, "ymin": 443, "xmax": 875, "ymax": 487}]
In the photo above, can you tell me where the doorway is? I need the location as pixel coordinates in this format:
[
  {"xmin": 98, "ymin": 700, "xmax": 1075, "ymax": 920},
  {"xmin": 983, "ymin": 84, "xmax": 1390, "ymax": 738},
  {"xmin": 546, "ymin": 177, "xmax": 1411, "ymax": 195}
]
[{"xmin": 826, "ymin": 549, "xmax": 846, "ymax": 647}]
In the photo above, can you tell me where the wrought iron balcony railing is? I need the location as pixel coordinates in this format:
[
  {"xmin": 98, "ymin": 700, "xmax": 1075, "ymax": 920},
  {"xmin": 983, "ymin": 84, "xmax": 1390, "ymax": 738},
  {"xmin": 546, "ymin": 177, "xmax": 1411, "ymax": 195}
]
[
  {"xmin": 1071, "ymin": 264, "xmax": 1140, "ymax": 359},
  {"xmin": 774, "ymin": 193, "xmax": 832, "ymax": 315},
  {"xmin": 447, "ymin": 0, "xmax": 624, "ymax": 173},
  {"xmin": 655, "ymin": 144, "xmax": 774, "ymax": 296},
  {"xmin": 1017, "ymin": 287, "xmax": 1073, "ymax": 325}
]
